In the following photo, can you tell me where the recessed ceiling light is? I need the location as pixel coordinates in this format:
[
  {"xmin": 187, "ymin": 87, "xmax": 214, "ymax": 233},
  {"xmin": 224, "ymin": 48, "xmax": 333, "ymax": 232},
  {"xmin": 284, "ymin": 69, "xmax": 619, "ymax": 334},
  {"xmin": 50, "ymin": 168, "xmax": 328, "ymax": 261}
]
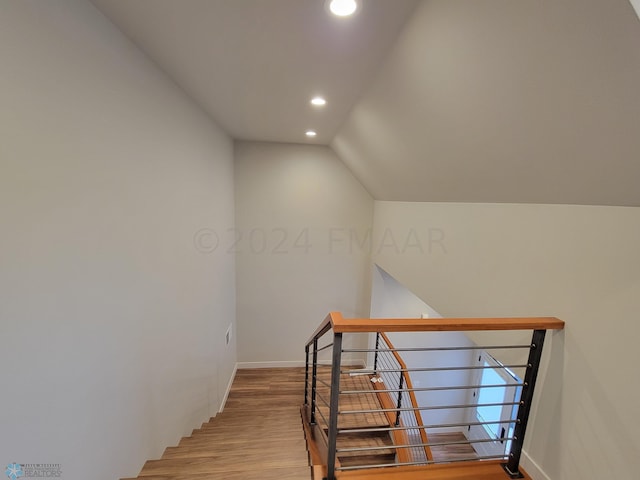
[
  {"xmin": 329, "ymin": 0, "xmax": 358, "ymax": 17},
  {"xmin": 306, "ymin": 130, "xmax": 317, "ymax": 138},
  {"xmin": 311, "ymin": 96, "xmax": 327, "ymax": 107}
]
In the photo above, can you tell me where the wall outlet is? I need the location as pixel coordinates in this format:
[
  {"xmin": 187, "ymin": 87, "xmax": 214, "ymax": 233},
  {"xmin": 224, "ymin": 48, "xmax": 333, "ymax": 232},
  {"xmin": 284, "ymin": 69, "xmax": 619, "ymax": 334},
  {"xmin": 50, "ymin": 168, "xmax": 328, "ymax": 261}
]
[
  {"xmin": 421, "ymin": 312, "xmax": 430, "ymax": 319},
  {"xmin": 225, "ymin": 325, "xmax": 232, "ymax": 345}
]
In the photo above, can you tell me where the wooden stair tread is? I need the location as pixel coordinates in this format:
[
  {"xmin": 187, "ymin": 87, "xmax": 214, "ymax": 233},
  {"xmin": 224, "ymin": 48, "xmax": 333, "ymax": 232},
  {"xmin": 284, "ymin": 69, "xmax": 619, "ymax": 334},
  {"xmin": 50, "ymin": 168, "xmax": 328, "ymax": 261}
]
[
  {"xmin": 139, "ymin": 454, "xmax": 308, "ymax": 475},
  {"xmin": 130, "ymin": 465, "xmax": 311, "ymax": 479},
  {"xmin": 339, "ymin": 454, "xmax": 396, "ymax": 468},
  {"xmin": 336, "ymin": 431, "xmax": 395, "ymax": 458},
  {"xmin": 162, "ymin": 441, "xmax": 306, "ymax": 459},
  {"xmin": 314, "ymin": 372, "xmax": 391, "ymax": 430},
  {"xmin": 428, "ymin": 432, "xmax": 478, "ymax": 462},
  {"xmin": 199, "ymin": 417, "xmax": 301, "ymax": 428}
]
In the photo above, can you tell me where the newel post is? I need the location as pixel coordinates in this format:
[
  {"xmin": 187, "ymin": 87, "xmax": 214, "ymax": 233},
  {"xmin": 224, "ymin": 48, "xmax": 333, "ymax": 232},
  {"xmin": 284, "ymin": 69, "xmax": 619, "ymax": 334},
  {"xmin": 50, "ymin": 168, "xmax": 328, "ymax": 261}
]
[
  {"xmin": 310, "ymin": 338, "xmax": 319, "ymax": 424},
  {"xmin": 503, "ymin": 329, "xmax": 546, "ymax": 478},
  {"xmin": 326, "ymin": 332, "xmax": 343, "ymax": 480}
]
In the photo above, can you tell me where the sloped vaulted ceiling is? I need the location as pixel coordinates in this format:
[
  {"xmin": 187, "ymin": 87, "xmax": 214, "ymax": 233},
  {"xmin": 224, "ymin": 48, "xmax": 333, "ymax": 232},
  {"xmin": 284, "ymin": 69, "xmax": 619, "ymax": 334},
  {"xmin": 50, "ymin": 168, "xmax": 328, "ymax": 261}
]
[
  {"xmin": 89, "ymin": 0, "xmax": 420, "ymax": 145},
  {"xmin": 332, "ymin": 0, "xmax": 640, "ymax": 206},
  {"xmin": 91, "ymin": 0, "xmax": 640, "ymax": 206}
]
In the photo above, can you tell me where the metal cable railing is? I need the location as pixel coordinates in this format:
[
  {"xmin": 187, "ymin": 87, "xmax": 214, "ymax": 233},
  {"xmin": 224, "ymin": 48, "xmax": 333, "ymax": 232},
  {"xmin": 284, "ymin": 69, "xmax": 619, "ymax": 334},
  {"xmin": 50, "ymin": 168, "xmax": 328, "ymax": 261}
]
[
  {"xmin": 303, "ymin": 312, "xmax": 564, "ymax": 480},
  {"xmin": 374, "ymin": 332, "xmax": 429, "ymax": 463}
]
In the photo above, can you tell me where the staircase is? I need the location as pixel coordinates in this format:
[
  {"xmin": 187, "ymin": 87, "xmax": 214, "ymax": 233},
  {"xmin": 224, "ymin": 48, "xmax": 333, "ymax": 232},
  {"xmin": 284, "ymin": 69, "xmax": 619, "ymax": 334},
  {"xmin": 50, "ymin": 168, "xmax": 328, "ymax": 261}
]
[
  {"xmin": 316, "ymin": 369, "xmax": 397, "ymax": 468},
  {"xmin": 120, "ymin": 312, "xmax": 564, "ymax": 480},
  {"xmin": 303, "ymin": 312, "xmax": 565, "ymax": 480},
  {"xmin": 122, "ymin": 368, "xmax": 310, "ymax": 480}
]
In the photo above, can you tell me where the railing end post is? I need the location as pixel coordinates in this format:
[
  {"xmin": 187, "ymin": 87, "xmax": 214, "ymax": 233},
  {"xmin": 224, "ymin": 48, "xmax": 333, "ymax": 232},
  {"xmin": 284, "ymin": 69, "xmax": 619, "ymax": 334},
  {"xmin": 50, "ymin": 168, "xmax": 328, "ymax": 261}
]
[
  {"xmin": 326, "ymin": 332, "xmax": 343, "ymax": 480},
  {"xmin": 505, "ymin": 329, "xmax": 547, "ymax": 476}
]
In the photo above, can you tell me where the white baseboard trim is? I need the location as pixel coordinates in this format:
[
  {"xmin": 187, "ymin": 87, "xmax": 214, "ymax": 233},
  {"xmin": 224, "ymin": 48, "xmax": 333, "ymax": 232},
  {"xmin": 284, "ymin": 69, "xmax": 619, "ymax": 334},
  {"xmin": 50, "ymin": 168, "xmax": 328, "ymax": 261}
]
[
  {"xmin": 521, "ymin": 450, "xmax": 551, "ymax": 480},
  {"xmin": 218, "ymin": 363, "xmax": 238, "ymax": 413},
  {"xmin": 237, "ymin": 359, "xmax": 366, "ymax": 369}
]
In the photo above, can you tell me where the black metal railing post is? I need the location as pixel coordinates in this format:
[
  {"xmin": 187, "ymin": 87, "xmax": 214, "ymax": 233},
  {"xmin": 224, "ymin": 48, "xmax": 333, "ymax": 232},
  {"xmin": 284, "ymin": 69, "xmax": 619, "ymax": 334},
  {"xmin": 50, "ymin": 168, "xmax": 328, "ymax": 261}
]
[
  {"xmin": 395, "ymin": 374, "xmax": 404, "ymax": 426},
  {"xmin": 373, "ymin": 332, "xmax": 380, "ymax": 374},
  {"xmin": 304, "ymin": 344, "xmax": 310, "ymax": 406},
  {"xmin": 310, "ymin": 338, "xmax": 319, "ymax": 424},
  {"xmin": 326, "ymin": 332, "xmax": 343, "ymax": 480},
  {"xmin": 503, "ymin": 329, "xmax": 547, "ymax": 478}
]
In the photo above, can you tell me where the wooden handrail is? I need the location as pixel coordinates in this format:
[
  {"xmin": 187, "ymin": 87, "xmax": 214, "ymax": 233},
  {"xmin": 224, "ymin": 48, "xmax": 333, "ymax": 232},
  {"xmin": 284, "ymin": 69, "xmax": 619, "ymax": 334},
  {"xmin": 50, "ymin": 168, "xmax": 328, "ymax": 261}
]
[
  {"xmin": 329, "ymin": 313, "xmax": 565, "ymax": 333},
  {"xmin": 380, "ymin": 332, "xmax": 433, "ymax": 462},
  {"xmin": 306, "ymin": 312, "xmax": 335, "ymax": 346},
  {"xmin": 307, "ymin": 313, "xmax": 564, "ymax": 346}
]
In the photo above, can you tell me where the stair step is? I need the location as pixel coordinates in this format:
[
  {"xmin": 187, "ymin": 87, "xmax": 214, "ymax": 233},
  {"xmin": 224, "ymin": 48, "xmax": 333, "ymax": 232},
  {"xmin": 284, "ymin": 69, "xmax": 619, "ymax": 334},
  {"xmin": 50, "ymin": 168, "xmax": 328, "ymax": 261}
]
[
  {"xmin": 139, "ymin": 454, "xmax": 308, "ymax": 477},
  {"xmin": 188, "ymin": 425, "xmax": 302, "ymax": 439},
  {"xmin": 129, "ymin": 466, "xmax": 311, "ymax": 480},
  {"xmin": 163, "ymin": 440, "xmax": 306, "ymax": 459},
  {"xmin": 197, "ymin": 421, "xmax": 303, "ymax": 432},
  {"xmin": 177, "ymin": 431, "xmax": 302, "ymax": 447},
  {"xmin": 339, "ymin": 453, "xmax": 397, "ymax": 467},
  {"xmin": 335, "ymin": 429, "xmax": 396, "ymax": 468},
  {"xmin": 178, "ymin": 433, "xmax": 301, "ymax": 445},
  {"xmin": 199, "ymin": 414, "xmax": 298, "ymax": 428}
]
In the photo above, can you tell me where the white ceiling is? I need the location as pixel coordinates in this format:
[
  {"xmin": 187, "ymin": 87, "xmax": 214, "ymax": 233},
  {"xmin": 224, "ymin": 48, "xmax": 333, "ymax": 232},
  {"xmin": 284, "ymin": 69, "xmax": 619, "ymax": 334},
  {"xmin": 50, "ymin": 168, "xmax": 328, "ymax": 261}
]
[
  {"xmin": 90, "ymin": 0, "xmax": 419, "ymax": 145},
  {"xmin": 90, "ymin": 0, "xmax": 640, "ymax": 206}
]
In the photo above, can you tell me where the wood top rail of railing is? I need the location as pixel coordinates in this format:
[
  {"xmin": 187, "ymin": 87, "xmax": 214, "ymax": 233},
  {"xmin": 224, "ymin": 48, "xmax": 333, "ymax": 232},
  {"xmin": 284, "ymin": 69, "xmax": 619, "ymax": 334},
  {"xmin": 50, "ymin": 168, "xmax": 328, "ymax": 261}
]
[
  {"xmin": 306, "ymin": 312, "xmax": 335, "ymax": 346},
  {"xmin": 322, "ymin": 312, "xmax": 565, "ymax": 334}
]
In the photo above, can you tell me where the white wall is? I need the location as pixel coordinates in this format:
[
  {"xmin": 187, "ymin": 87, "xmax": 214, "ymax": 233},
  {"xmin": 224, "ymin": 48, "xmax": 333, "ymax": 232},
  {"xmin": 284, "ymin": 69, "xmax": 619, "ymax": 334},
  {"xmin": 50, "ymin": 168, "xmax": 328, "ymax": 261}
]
[
  {"xmin": 630, "ymin": 0, "xmax": 640, "ymax": 21},
  {"xmin": 234, "ymin": 141, "xmax": 373, "ymax": 364},
  {"xmin": 0, "ymin": 1, "xmax": 235, "ymax": 479},
  {"xmin": 370, "ymin": 266, "xmax": 475, "ymax": 431},
  {"xmin": 370, "ymin": 265, "xmax": 442, "ymax": 320},
  {"xmin": 372, "ymin": 201, "xmax": 640, "ymax": 479}
]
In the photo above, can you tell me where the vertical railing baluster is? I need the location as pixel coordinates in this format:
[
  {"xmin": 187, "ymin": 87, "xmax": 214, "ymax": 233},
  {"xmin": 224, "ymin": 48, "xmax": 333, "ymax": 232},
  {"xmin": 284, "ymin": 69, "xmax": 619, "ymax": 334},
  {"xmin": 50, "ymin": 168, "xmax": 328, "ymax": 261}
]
[
  {"xmin": 304, "ymin": 343, "xmax": 310, "ymax": 407},
  {"xmin": 326, "ymin": 332, "xmax": 343, "ymax": 480},
  {"xmin": 373, "ymin": 332, "xmax": 380, "ymax": 374},
  {"xmin": 395, "ymin": 373, "xmax": 404, "ymax": 426},
  {"xmin": 504, "ymin": 329, "xmax": 547, "ymax": 478},
  {"xmin": 310, "ymin": 338, "xmax": 319, "ymax": 424}
]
